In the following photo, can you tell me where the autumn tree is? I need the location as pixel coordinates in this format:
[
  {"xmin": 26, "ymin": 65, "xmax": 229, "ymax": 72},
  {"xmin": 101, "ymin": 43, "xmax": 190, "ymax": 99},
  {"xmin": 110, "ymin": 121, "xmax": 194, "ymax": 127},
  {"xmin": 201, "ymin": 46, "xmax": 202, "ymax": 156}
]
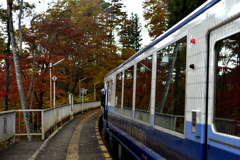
[
  {"xmin": 21, "ymin": 0, "xmax": 123, "ymax": 104},
  {"xmin": 22, "ymin": 13, "xmax": 81, "ymax": 106},
  {"xmin": 129, "ymin": 13, "xmax": 142, "ymax": 52},
  {"xmin": 0, "ymin": 1, "xmax": 36, "ymax": 112},
  {"xmin": 1, "ymin": 0, "xmax": 124, "ymax": 113},
  {"xmin": 102, "ymin": 0, "xmax": 126, "ymax": 44},
  {"xmin": 143, "ymin": 0, "xmax": 169, "ymax": 40},
  {"xmin": 5, "ymin": 0, "xmax": 36, "ymax": 141},
  {"xmin": 4, "ymin": 19, "xmax": 10, "ymax": 112},
  {"xmin": 0, "ymin": 4, "xmax": 9, "ymax": 112},
  {"xmin": 119, "ymin": 13, "xmax": 142, "ymax": 53},
  {"xmin": 58, "ymin": 0, "xmax": 122, "ymax": 96},
  {"xmin": 143, "ymin": 0, "xmax": 206, "ymax": 39},
  {"xmin": 70, "ymin": 0, "xmax": 123, "ymax": 97}
]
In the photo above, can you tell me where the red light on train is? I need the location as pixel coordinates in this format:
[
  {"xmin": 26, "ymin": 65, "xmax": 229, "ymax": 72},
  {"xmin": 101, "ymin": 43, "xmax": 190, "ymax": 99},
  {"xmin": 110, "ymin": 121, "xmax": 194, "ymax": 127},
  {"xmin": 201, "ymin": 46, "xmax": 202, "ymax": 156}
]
[{"xmin": 191, "ymin": 38, "xmax": 196, "ymax": 43}]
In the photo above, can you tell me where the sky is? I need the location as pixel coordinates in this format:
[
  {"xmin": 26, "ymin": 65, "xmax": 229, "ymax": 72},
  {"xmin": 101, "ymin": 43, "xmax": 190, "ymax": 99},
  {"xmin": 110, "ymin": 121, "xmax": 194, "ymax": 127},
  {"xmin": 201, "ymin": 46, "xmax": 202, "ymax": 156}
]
[{"xmin": 0, "ymin": 0, "xmax": 151, "ymax": 46}]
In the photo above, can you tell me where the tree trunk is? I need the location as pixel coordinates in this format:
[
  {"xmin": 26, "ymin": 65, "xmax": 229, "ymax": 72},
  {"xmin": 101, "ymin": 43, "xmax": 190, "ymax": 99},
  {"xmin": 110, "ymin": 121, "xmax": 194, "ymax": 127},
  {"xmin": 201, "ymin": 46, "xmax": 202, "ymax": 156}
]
[
  {"xmin": 4, "ymin": 15, "xmax": 11, "ymax": 148},
  {"xmin": 174, "ymin": 54, "xmax": 180, "ymax": 115},
  {"xmin": 7, "ymin": 0, "xmax": 32, "ymax": 141},
  {"xmin": 26, "ymin": 53, "xmax": 37, "ymax": 101},
  {"xmin": 65, "ymin": 69, "xmax": 73, "ymax": 99},
  {"xmin": 71, "ymin": 68, "xmax": 80, "ymax": 95},
  {"xmin": 4, "ymin": 19, "xmax": 10, "ymax": 111},
  {"xmin": 157, "ymin": 42, "xmax": 180, "ymax": 113},
  {"xmin": 39, "ymin": 91, "xmax": 44, "ymax": 109}
]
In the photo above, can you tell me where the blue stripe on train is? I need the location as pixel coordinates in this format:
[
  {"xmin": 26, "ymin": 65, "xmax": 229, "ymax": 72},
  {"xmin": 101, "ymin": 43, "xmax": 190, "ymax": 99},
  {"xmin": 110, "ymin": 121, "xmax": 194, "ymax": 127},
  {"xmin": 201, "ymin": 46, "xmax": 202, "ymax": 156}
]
[
  {"xmin": 105, "ymin": 109, "xmax": 240, "ymax": 160},
  {"xmin": 107, "ymin": 122, "xmax": 162, "ymax": 160},
  {"xmin": 207, "ymin": 125, "xmax": 240, "ymax": 157},
  {"xmin": 107, "ymin": 111, "xmax": 198, "ymax": 159}
]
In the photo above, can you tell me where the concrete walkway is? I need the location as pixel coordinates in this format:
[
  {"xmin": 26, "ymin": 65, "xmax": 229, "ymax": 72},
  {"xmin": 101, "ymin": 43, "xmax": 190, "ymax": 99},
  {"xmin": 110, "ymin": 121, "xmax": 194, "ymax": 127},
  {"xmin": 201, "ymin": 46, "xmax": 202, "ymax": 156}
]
[
  {"xmin": 0, "ymin": 108, "xmax": 111, "ymax": 160},
  {"xmin": 0, "ymin": 141, "xmax": 43, "ymax": 160}
]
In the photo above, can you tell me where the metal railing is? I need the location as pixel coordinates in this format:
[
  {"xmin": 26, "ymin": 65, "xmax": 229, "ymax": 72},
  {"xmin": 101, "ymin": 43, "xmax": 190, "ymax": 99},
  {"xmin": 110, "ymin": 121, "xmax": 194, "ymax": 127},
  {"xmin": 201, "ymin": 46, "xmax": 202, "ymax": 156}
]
[
  {"xmin": 15, "ymin": 110, "xmax": 42, "ymax": 137},
  {"xmin": 155, "ymin": 112, "xmax": 184, "ymax": 133},
  {"xmin": 0, "ymin": 101, "xmax": 100, "ymax": 143},
  {"xmin": 215, "ymin": 118, "xmax": 240, "ymax": 136},
  {"xmin": 0, "ymin": 111, "xmax": 15, "ymax": 143}
]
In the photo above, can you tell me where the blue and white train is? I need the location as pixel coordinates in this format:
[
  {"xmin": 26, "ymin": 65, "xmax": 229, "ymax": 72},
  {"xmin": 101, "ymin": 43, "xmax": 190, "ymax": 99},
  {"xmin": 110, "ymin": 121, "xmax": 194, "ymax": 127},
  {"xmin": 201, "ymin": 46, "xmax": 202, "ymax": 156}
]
[{"xmin": 102, "ymin": 0, "xmax": 240, "ymax": 159}]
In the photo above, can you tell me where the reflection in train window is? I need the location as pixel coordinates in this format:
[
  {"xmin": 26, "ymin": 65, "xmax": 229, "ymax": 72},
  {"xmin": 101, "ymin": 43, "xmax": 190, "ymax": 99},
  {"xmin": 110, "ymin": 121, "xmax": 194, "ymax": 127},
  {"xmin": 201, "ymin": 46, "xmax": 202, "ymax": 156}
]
[
  {"xmin": 155, "ymin": 36, "xmax": 186, "ymax": 133},
  {"xmin": 215, "ymin": 33, "xmax": 240, "ymax": 137},
  {"xmin": 115, "ymin": 72, "xmax": 122, "ymax": 114},
  {"xmin": 108, "ymin": 80, "xmax": 112, "ymax": 103},
  {"xmin": 123, "ymin": 66, "xmax": 134, "ymax": 118},
  {"xmin": 135, "ymin": 55, "xmax": 152, "ymax": 123}
]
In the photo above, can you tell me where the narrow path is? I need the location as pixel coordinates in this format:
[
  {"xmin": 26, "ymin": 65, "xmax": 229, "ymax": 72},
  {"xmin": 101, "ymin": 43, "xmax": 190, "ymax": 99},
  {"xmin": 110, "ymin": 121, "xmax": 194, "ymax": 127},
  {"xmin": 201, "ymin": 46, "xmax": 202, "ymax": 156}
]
[
  {"xmin": 35, "ymin": 109, "xmax": 98, "ymax": 160},
  {"xmin": 66, "ymin": 109, "xmax": 98, "ymax": 159},
  {"xmin": 67, "ymin": 109, "xmax": 112, "ymax": 160}
]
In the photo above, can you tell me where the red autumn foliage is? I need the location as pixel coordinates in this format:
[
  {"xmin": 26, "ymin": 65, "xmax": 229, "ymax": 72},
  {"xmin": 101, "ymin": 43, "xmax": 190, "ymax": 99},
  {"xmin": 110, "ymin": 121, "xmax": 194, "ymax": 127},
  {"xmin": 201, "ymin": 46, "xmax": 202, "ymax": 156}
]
[
  {"xmin": 0, "ymin": 55, "xmax": 11, "ymax": 60},
  {"xmin": 216, "ymin": 65, "xmax": 240, "ymax": 120}
]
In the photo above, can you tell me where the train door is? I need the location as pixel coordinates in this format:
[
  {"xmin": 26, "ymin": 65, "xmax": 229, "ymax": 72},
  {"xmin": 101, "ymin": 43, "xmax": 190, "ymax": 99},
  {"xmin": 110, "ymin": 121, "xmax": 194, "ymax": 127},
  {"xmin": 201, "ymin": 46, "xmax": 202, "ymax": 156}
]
[{"xmin": 207, "ymin": 18, "xmax": 240, "ymax": 159}]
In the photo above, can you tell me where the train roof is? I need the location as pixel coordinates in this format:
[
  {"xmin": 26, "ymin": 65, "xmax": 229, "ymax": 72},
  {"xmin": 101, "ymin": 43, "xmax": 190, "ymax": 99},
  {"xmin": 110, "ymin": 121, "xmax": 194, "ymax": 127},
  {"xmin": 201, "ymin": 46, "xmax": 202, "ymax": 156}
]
[{"xmin": 105, "ymin": 0, "xmax": 220, "ymax": 78}]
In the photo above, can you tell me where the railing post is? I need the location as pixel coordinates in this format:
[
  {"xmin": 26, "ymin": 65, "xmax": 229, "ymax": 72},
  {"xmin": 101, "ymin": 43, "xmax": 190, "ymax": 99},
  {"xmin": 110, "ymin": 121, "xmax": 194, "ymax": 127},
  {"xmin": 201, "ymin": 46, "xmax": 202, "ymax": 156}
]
[
  {"xmin": 18, "ymin": 112, "xmax": 20, "ymax": 134},
  {"xmin": 174, "ymin": 116, "xmax": 177, "ymax": 131},
  {"xmin": 13, "ymin": 111, "xmax": 16, "ymax": 143},
  {"xmin": 41, "ymin": 110, "xmax": 45, "ymax": 140}
]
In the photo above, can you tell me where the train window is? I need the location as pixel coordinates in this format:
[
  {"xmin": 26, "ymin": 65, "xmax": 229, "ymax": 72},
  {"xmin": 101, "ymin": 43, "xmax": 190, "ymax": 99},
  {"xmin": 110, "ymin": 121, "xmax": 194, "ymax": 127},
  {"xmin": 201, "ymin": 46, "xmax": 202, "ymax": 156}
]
[
  {"xmin": 115, "ymin": 72, "xmax": 123, "ymax": 114},
  {"xmin": 123, "ymin": 66, "xmax": 134, "ymax": 118},
  {"xmin": 155, "ymin": 36, "xmax": 186, "ymax": 134},
  {"xmin": 135, "ymin": 55, "xmax": 152, "ymax": 123},
  {"xmin": 214, "ymin": 32, "xmax": 240, "ymax": 137},
  {"xmin": 108, "ymin": 80, "xmax": 112, "ymax": 103}
]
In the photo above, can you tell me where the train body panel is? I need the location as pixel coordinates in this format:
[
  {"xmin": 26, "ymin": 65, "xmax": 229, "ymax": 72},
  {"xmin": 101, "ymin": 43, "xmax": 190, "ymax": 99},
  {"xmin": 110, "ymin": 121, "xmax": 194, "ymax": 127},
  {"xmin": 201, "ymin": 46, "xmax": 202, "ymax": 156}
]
[
  {"xmin": 106, "ymin": 110, "xmax": 240, "ymax": 160},
  {"xmin": 103, "ymin": 0, "xmax": 240, "ymax": 159}
]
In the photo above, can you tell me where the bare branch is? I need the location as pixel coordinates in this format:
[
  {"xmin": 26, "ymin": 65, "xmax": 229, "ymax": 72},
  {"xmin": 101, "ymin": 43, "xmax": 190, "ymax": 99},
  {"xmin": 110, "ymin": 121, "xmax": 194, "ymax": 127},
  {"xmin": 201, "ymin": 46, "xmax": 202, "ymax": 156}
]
[{"xmin": 18, "ymin": 0, "xmax": 23, "ymax": 57}]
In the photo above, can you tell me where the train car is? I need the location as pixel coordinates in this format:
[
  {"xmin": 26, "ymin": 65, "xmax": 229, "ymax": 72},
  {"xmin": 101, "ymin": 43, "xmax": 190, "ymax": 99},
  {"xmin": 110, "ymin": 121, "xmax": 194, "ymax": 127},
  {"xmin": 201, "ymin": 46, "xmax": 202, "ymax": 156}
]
[{"xmin": 101, "ymin": 0, "xmax": 240, "ymax": 159}]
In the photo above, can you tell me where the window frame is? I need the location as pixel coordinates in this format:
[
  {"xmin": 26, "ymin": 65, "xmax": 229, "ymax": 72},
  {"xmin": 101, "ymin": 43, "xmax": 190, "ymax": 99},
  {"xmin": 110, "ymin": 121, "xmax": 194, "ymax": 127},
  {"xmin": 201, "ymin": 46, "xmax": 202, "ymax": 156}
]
[
  {"xmin": 153, "ymin": 35, "xmax": 187, "ymax": 138},
  {"xmin": 134, "ymin": 55, "xmax": 153, "ymax": 124},
  {"xmin": 210, "ymin": 24, "xmax": 240, "ymax": 139},
  {"xmin": 122, "ymin": 65, "xmax": 135, "ymax": 118},
  {"xmin": 115, "ymin": 71, "xmax": 123, "ymax": 115}
]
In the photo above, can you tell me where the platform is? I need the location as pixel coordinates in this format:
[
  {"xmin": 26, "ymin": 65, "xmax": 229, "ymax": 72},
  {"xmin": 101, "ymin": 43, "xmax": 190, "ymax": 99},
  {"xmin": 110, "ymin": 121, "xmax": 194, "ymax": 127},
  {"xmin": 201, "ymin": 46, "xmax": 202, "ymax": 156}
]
[{"xmin": 0, "ymin": 108, "xmax": 111, "ymax": 160}]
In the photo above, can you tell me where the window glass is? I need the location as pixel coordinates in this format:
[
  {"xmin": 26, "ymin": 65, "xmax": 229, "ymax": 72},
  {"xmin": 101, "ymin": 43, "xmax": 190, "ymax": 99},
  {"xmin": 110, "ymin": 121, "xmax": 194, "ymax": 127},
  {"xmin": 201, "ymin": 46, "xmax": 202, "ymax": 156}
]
[
  {"xmin": 108, "ymin": 81, "xmax": 112, "ymax": 103},
  {"xmin": 155, "ymin": 36, "xmax": 186, "ymax": 133},
  {"xmin": 115, "ymin": 72, "xmax": 122, "ymax": 114},
  {"xmin": 123, "ymin": 66, "xmax": 134, "ymax": 118},
  {"xmin": 215, "ymin": 33, "xmax": 240, "ymax": 137},
  {"xmin": 135, "ymin": 55, "xmax": 152, "ymax": 123}
]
